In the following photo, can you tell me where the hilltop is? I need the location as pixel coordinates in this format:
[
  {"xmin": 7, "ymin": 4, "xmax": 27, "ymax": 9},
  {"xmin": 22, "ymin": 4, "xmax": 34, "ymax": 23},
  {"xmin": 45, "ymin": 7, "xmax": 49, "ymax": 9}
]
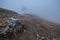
[{"xmin": 0, "ymin": 8, "xmax": 60, "ymax": 40}]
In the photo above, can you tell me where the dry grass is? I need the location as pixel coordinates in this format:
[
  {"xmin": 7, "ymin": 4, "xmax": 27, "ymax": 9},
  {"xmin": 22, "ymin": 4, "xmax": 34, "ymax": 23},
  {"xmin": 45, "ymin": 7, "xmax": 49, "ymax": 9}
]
[{"xmin": 0, "ymin": 8, "xmax": 60, "ymax": 40}]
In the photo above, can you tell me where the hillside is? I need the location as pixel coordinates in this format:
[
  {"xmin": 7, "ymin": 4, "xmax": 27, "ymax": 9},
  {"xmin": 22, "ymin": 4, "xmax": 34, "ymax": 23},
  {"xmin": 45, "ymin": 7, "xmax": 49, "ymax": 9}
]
[{"xmin": 0, "ymin": 8, "xmax": 60, "ymax": 40}]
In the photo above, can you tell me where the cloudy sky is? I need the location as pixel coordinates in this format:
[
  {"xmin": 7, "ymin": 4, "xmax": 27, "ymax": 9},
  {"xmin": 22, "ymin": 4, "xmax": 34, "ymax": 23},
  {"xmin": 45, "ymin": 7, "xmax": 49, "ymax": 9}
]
[{"xmin": 0, "ymin": 0, "xmax": 60, "ymax": 24}]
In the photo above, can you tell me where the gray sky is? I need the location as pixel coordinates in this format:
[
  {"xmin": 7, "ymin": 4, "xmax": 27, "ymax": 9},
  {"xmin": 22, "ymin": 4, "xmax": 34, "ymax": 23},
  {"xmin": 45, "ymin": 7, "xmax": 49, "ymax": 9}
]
[{"xmin": 0, "ymin": 0, "xmax": 60, "ymax": 24}]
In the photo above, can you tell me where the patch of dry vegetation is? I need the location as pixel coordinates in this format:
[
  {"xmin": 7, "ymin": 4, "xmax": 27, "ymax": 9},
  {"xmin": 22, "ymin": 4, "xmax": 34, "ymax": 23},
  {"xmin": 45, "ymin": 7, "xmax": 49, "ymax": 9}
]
[{"xmin": 0, "ymin": 8, "xmax": 60, "ymax": 40}]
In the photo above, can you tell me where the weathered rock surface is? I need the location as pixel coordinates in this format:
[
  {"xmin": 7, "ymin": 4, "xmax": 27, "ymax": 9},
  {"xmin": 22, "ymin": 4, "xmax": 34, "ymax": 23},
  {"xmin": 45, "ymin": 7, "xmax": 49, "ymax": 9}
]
[{"xmin": 0, "ymin": 8, "xmax": 60, "ymax": 40}]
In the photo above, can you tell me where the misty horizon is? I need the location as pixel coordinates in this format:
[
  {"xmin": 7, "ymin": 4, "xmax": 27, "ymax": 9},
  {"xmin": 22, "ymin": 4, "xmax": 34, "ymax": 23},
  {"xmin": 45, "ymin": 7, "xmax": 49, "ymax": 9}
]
[{"xmin": 0, "ymin": 0, "xmax": 60, "ymax": 24}]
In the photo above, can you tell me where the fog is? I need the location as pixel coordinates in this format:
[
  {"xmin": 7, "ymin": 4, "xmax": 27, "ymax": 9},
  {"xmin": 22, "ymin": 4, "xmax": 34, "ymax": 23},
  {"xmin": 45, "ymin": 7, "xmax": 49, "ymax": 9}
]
[{"xmin": 0, "ymin": 0, "xmax": 60, "ymax": 24}]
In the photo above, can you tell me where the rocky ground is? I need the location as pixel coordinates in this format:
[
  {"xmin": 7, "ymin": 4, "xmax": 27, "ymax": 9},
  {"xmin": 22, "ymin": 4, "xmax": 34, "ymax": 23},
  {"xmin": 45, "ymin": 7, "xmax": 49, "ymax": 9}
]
[{"xmin": 0, "ymin": 8, "xmax": 60, "ymax": 40}]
